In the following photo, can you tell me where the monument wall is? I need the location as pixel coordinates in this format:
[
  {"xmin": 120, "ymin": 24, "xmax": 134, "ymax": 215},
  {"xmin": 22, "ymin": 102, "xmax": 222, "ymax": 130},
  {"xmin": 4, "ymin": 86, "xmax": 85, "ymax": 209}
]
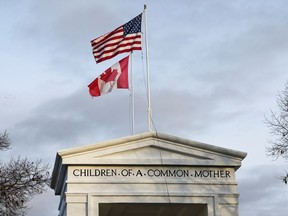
[{"xmin": 51, "ymin": 132, "xmax": 247, "ymax": 216}]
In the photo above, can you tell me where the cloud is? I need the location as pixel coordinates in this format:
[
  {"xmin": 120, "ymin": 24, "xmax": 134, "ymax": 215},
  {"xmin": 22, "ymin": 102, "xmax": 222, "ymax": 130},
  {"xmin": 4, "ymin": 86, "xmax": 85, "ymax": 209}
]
[
  {"xmin": 28, "ymin": 190, "xmax": 58, "ymax": 216},
  {"xmin": 8, "ymin": 82, "xmax": 251, "ymax": 163},
  {"xmin": 10, "ymin": 89, "xmax": 133, "ymax": 157},
  {"xmin": 238, "ymin": 164, "xmax": 288, "ymax": 216}
]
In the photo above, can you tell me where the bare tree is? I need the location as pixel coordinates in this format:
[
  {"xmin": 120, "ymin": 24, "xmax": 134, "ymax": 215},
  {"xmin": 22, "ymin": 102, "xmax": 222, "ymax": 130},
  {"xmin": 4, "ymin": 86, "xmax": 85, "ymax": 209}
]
[
  {"xmin": 0, "ymin": 130, "xmax": 11, "ymax": 151},
  {"xmin": 265, "ymin": 81, "xmax": 288, "ymax": 184},
  {"xmin": 0, "ymin": 131, "xmax": 51, "ymax": 216}
]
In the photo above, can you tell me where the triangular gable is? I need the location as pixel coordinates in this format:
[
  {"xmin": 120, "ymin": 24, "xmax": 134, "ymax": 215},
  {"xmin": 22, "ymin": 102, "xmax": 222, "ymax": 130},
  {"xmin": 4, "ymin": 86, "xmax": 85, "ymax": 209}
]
[{"xmin": 56, "ymin": 132, "xmax": 246, "ymax": 166}]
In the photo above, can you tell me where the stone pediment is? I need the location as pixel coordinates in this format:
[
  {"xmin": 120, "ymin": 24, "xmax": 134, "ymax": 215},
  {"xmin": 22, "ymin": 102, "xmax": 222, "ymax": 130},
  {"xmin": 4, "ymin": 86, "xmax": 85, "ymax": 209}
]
[
  {"xmin": 56, "ymin": 132, "xmax": 246, "ymax": 166},
  {"xmin": 51, "ymin": 132, "xmax": 246, "ymax": 193}
]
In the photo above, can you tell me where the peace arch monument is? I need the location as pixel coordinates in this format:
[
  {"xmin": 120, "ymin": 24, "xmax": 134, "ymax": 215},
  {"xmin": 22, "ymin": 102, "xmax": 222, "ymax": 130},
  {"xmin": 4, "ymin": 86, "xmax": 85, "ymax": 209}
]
[{"xmin": 51, "ymin": 132, "xmax": 246, "ymax": 216}]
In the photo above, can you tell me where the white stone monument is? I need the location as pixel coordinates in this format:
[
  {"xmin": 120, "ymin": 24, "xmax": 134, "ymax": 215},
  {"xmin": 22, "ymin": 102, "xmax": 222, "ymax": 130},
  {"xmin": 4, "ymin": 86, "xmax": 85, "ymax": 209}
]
[{"xmin": 51, "ymin": 132, "xmax": 246, "ymax": 216}]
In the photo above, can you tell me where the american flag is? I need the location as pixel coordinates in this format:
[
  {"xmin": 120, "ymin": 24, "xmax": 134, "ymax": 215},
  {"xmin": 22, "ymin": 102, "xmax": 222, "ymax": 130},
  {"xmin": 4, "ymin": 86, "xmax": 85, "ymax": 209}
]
[{"xmin": 91, "ymin": 14, "xmax": 142, "ymax": 63}]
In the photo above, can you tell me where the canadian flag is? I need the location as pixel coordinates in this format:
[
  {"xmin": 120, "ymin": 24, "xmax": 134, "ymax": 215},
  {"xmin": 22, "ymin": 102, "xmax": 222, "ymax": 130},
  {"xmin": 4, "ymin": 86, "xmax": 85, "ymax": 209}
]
[{"xmin": 88, "ymin": 56, "xmax": 129, "ymax": 97}]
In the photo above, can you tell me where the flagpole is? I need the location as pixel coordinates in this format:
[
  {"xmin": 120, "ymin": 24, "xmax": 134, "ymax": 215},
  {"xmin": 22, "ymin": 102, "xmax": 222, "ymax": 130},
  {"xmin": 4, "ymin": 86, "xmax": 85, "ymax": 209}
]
[
  {"xmin": 130, "ymin": 52, "xmax": 135, "ymax": 135},
  {"xmin": 144, "ymin": 4, "xmax": 153, "ymax": 132}
]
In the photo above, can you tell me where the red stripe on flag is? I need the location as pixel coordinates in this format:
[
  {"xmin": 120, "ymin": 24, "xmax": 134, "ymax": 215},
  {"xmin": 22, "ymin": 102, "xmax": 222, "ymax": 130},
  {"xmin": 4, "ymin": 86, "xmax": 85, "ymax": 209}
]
[
  {"xmin": 93, "ymin": 34, "xmax": 141, "ymax": 55},
  {"xmin": 92, "ymin": 32, "xmax": 124, "ymax": 50},
  {"xmin": 96, "ymin": 47, "xmax": 140, "ymax": 64},
  {"xmin": 93, "ymin": 40, "xmax": 142, "ymax": 59},
  {"xmin": 91, "ymin": 27, "xmax": 123, "ymax": 46}
]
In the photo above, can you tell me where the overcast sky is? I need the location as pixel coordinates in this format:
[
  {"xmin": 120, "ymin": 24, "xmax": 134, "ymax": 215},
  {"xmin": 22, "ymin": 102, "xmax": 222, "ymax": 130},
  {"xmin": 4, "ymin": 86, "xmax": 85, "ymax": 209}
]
[{"xmin": 1, "ymin": 0, "xmax": 288, "ymax": 215}]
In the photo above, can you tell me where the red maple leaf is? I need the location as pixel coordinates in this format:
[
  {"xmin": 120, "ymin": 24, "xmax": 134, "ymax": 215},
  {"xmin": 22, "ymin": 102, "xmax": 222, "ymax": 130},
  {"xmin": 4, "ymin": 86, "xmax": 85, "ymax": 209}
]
[{"xmin": 100, "ymin": 69, "xmax": 118, "ymax": 83}]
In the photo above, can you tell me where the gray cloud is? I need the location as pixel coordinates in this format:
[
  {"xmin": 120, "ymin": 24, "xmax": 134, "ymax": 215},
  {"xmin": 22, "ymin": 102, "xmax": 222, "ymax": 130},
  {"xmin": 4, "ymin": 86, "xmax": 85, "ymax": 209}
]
[
  {"xmin": 11, "ymin": 89, "xmax": 133, "ymax": 155},
  {"xmin": 238, "ymin": 164, "xmax": 288, "ymax": 216},
  {"xmin": 8, "ymin": 83, "xmax": 250, "ymax": 164}
]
